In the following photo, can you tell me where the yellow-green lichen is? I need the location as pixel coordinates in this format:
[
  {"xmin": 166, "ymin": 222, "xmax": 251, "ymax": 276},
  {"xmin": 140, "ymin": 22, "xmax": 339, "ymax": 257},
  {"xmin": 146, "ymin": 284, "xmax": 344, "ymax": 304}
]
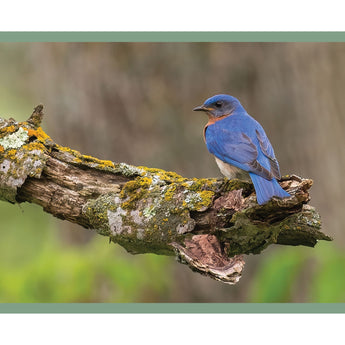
[
  {"xmin": 24, "ymin": 126, "xmax": 53, "ymax": 144},
  {"xmin": 0, "ymin": 121, "xmax": 49, "ymax": 202},
  {"xmin": 182, "ymin": 190, "xmax": 214, "ymax": 211},
  {"xmin": 120, "ymin": 176, "xmax": 153, "ymax": 210},
  {"xmin": 139, "ymin": 166, "xmax": 188, "ymax": 185},
  {"xmin": 119, "ymin": 167, "xmax": 220, "ymax": 216},
  {"xmin": 0, "ymin": 127, "xmax": 29, "ymax": 150},
  {"xmin": 76, "ymin": 153, "xmax": 115, "ymax": 169},
  {"xmin": 222, "ymin": 178, "xmax": 253, "ymax": 194},
  {"xmin": 83, "ymin": 167, "xmax": 217, "ymax": 255},
  {"xmin": 0, "ymin": 124, "xmax": 17, "ymax": 137},
  {"xmin": 54, "ymin": 143, "xmax": 116, "ymax": 172},
  {"xmin": 163, "ymin": 184, "xmax": 177, "ymax": 202},
  {"xmin": 20, "ymin": 124, "xmax": 117, "ymax": 173},
  {"xmin": 181, "ymin": 177, "xmax": 219, "ymax": 192}
]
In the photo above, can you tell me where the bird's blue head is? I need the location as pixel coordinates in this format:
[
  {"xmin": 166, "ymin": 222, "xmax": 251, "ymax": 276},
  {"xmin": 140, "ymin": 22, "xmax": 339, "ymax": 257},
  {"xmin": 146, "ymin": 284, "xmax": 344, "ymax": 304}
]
[{"xmin": 193, "ymin": 94, "xmax": 243, "ymax": 118}]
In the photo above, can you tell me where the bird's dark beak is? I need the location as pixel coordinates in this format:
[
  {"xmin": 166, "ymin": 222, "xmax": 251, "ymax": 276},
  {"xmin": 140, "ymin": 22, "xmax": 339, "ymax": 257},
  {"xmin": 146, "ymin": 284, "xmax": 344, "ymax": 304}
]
[{"xmin": 193, "ymin": 105, "xmax": 207, "ymax": 112}]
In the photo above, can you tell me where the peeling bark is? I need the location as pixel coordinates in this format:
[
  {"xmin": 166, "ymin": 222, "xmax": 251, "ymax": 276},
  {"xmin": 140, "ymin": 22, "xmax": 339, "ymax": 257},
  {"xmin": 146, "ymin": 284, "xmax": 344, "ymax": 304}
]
[{"xmin": 0, "ymin": 106, "xmax": 332, "ymax": 284}]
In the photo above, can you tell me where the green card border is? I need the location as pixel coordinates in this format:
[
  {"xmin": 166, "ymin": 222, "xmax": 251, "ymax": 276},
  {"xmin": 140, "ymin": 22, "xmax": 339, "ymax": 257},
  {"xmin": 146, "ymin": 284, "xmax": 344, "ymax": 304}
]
[
  {"xmin": 0, "ymin": 31, "xmax": 345, "ymax": 42},
  {"xmin": 0, "ymin": 303, "xmax": 344, "ymax": 313},
  {"xmin": 0, "ymin": 31, "xmax": 344, "ymax": 313}
]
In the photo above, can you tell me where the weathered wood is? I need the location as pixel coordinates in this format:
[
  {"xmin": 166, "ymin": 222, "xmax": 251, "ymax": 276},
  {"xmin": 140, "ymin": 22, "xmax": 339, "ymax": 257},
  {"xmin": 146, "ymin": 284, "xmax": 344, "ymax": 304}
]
[{"xmin": 0, "ymin": 105, "xmax": 332, "ymax": 284}]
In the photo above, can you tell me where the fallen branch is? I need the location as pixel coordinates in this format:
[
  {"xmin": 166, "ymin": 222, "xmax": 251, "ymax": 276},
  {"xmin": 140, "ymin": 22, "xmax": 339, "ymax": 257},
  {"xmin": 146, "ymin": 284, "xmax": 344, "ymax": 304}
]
[{"xmin": 0, "ymin": 106, "xmax": 331, "ymax": 284}]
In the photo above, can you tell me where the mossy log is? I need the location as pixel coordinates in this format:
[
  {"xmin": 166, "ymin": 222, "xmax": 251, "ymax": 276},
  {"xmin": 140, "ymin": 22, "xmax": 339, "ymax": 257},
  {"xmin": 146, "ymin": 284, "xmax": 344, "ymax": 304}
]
[{"xmin": 0, "ymin": 105, "xmax": 332, "ymax": 284}]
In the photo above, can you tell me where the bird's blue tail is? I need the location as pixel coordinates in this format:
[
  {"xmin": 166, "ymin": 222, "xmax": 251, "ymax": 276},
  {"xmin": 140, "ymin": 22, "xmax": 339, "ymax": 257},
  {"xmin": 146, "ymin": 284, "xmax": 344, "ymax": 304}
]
[{"xmin": 249, "ymin": 173, "xmax": 290, "ymax": 205}]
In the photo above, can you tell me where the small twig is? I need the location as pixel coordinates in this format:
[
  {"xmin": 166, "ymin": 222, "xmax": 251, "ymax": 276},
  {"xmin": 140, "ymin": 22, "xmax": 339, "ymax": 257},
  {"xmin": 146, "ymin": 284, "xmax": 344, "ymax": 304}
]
[{"xmin": 27, "ymin": 104, "xmax": 44, "ymax": 128}]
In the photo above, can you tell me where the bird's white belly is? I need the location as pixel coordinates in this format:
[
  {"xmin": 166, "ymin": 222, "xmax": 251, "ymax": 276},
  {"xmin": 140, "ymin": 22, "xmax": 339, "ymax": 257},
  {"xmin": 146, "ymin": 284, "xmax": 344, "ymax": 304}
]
[{"xmin": 215, "ymin": 157, "xmax": 250, "ymax": 181}]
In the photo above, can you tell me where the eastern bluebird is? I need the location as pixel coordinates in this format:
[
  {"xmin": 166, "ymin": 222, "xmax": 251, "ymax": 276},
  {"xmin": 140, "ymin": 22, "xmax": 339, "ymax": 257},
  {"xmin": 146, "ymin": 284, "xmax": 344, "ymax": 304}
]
[{"xmin": 193, "ymin": 94, "xmax": 290, "ymax": 205}]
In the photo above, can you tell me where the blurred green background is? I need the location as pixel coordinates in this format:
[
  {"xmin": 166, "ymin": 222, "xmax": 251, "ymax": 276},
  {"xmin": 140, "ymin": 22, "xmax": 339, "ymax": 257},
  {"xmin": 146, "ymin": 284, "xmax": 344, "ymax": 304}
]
[{"xmin": 0, "ymin": 42, "xmax": 344, "ymax": 302}]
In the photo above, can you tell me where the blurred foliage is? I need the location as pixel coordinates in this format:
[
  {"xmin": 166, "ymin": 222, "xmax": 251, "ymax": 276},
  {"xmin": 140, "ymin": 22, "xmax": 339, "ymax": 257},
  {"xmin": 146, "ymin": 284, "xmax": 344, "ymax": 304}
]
[
  {"xmin": 249, "ymin": 243, "xmax": 345, "ymax": 302},
  {"xmin": 0, "ymin": 203, "xmax": 172, "ymax": 302},
  {"xmin": 309, "ymin": 243, "xmax": 345, "ymax": 302},
  {"xmin": 0, "ymin": 42, "xmax": 344, "ymax": 302},
  {"xmin": 249, "ymin": 247, "xmax": 308, "ymax": 302}
]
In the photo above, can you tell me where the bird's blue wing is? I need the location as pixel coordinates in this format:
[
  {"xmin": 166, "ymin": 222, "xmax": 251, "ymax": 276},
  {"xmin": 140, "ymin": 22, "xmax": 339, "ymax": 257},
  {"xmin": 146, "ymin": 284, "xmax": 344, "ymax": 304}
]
[
  {"xmin": 206, "ymin": 123, "xmax": 274, "ymax": 180},
  {"xmin": 255, "ymin": 127, "xmax": 281, "ymax": 179}
]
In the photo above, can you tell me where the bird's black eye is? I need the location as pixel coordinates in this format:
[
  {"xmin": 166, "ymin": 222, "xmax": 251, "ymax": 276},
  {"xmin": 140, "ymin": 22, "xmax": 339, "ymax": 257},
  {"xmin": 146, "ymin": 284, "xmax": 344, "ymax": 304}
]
[{"xmin": 215, "ymin": 101, "xmax": 223, "ymax": 108}]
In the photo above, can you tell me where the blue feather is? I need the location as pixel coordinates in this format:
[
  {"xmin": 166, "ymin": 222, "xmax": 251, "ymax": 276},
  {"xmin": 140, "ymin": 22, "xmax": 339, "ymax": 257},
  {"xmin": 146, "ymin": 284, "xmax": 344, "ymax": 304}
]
[{"xmin": 249, "ymin": 173, "xmax": 290, "ymax": 205}]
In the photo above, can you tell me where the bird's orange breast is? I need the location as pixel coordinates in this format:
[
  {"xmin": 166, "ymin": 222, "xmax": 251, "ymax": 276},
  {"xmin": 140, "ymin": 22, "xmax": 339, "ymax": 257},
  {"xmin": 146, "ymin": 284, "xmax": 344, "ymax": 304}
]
[{"xmin": 203, "ymin": 114, "xmax": 230, "ymax": 142}]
